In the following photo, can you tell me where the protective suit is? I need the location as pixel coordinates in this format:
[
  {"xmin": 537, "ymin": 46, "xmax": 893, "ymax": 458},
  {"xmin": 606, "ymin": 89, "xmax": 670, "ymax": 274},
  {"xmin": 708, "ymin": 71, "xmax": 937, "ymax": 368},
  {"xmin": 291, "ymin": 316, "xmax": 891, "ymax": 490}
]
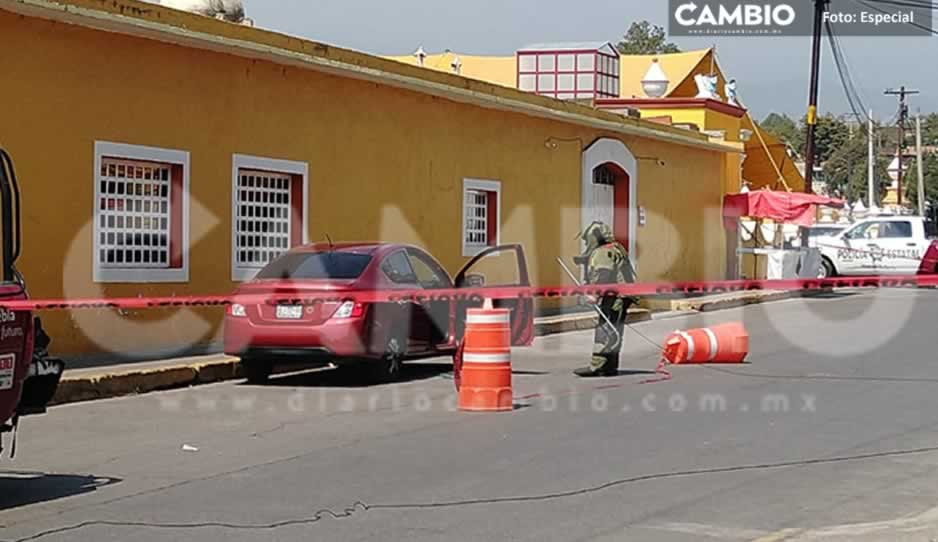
[{"xmin": 574, "ymin": 222, "xmax": 637, "ymax": 377}]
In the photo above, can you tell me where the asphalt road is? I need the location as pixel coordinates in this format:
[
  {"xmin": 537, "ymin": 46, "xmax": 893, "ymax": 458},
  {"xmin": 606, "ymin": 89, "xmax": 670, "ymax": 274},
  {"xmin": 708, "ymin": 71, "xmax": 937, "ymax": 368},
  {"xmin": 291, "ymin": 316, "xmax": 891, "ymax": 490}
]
[{"xmin": 3, "ymin": 289, "xmax": 938, "ymax": 541}]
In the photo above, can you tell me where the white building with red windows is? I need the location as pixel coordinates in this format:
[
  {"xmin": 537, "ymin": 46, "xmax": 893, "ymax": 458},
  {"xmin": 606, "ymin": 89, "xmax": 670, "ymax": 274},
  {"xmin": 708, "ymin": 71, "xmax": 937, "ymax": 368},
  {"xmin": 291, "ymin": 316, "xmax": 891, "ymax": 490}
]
[{"xmin": 516, "ymin": 42, "xmax": 621, "ymax": 101}]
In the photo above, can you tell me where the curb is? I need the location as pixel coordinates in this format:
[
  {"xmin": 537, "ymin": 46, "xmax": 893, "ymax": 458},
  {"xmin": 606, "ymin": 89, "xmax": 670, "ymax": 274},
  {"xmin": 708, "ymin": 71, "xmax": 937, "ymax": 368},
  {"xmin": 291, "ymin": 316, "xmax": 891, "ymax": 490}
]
[
  {"xmin": 682, "ymin": 291, "xmax": 794, "ymax": 312},
  {"xmin": 51, "ymin": 358, "xmax": 241, "ymax": 406}
]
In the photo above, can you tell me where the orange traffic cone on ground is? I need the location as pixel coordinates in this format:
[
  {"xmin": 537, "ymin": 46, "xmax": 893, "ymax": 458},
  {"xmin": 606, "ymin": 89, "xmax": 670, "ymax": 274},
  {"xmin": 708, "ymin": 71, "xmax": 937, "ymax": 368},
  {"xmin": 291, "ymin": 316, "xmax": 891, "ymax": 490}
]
[
  {"xmin": 458, "ymin": 302, "xmax": 513, "ymax": 412},
  {"xmin": 662, "ymin": 322, "xmax": 749, "ymax": 365}
]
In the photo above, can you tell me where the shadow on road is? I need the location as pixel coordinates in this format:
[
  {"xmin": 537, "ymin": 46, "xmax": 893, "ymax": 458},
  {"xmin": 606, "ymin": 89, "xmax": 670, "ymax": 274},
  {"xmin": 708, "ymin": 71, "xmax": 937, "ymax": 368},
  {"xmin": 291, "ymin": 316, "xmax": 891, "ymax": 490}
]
[
  {"xmin": 610, "ymin": 369, "xmax": 657, "ymax": 376},
  {"xmin": 801, "ymin": 290, "xmax": 860, "ymax": 299},
  {"xmin": 258, "ymin": 362, "xmax": 453, "ymax": 389},
  {"xmin": 0, "ymin": 472, "xmax": 120, "ymax": 511}
]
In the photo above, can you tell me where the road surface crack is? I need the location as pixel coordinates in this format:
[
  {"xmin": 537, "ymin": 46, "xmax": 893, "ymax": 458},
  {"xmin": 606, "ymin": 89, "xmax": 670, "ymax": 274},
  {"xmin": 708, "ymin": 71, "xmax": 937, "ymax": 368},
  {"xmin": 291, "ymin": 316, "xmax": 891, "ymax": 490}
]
[{"xmin": 7, "ymin": 445, "xmax": 938, "ymax": 542}]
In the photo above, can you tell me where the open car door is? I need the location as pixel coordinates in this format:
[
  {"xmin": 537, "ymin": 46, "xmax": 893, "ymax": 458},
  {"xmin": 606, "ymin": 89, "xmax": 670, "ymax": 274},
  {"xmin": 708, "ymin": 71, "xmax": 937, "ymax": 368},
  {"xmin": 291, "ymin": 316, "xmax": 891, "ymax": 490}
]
[{"xmin": 454, "ymin": 244, "xmax": 534, "ymax": 346}]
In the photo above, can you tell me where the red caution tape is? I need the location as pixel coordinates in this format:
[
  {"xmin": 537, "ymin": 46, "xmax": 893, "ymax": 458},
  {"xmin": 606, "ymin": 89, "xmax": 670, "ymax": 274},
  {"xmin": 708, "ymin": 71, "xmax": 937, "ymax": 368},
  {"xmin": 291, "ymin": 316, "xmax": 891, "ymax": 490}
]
[
  {"xmin": 452, "ymin": 340, "xmax": 464, "ymax": 392},
  {"xmin": 640, "ymin": 357, "xmax": 674, "ymax": 385},
  {"xmin": 0, "ymin": 274, "xmax": 936, "ymax": 312}
]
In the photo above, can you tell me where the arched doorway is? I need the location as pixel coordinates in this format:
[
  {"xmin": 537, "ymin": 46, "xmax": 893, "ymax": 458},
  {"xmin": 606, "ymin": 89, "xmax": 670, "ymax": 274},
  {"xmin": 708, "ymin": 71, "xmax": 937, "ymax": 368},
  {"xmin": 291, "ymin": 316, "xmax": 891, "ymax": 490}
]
[
  {"xmin": 592, "ymin": 162, "xmax": 631, "ymax": 250},
  {"xmin": 581, "ymin": 138, "xmax": 637, "ymax": 269}
]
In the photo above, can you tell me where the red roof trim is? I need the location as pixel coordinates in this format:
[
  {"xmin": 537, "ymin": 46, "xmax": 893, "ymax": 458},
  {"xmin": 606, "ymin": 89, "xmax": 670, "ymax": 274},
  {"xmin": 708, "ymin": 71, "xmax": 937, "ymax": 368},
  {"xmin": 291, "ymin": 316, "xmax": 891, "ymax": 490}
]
[{"xmin": 596, "ymin": 98, "xmax": 747, "ymax": 118}]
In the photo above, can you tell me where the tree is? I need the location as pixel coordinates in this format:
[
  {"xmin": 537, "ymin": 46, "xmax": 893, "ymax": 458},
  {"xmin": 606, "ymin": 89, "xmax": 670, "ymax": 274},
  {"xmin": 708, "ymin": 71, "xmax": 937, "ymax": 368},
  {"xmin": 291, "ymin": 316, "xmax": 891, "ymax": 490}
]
[
  {"xmin": 904, "ymin": 151, "xmax": 938, "ymax": 208},
  {"xmin": 822, "ymin": 129, "xmax": 887, "ymax": 203},
  {"xmin": 922, "ymin": 113, "xmax": 938, "ymax": 146},
  {"xmin": 808, "ymin": 114, "xmax": 851, "ymax": 165},
  {"xmin": 759, "ymin": 113, "xmax": 849, "ymax": 162},
  {"xmin": 616, "ymin": 21, "xmax": 681, "ymax": 55},
  {"xmin": 760, "ymin": 113, "xmax": 800, "ymax": 152}
]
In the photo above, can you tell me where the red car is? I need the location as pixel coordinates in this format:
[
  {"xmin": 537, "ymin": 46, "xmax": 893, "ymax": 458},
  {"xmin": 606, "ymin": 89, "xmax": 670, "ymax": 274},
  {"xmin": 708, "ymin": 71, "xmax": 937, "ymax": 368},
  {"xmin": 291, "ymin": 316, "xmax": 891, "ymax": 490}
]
[
  {"xmin": 224, "ymin": 243, "xmax": 534, "ymax": 383},
  {"xmin": 919, "ymin": 240, "xmax": 938, "ymax": 276}
]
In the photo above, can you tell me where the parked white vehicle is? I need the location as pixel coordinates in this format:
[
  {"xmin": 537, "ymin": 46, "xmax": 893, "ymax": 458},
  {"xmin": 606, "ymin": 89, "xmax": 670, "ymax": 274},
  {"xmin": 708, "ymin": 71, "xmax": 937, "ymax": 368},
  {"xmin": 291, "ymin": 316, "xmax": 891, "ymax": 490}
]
[
  {"xmin": 790, "ymin": 224, "xmax": 848, "ymax": 249},
  {"xmin": 817, "ymin": 216, "xmax": 938, "ymax": 277}
]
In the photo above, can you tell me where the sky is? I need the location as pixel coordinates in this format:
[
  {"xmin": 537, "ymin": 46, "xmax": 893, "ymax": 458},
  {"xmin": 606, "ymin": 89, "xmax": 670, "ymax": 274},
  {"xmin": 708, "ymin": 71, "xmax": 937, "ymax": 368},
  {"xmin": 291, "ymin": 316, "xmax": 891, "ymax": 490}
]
[{"xmin": 240, "ymin": 0, "xmax": 937, "ymax": 122}]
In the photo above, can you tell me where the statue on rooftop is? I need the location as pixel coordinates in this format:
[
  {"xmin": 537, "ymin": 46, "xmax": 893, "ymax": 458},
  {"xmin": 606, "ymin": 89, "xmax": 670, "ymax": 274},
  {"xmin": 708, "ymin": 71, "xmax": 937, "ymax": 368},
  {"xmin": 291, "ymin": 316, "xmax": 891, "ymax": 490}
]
[
  {"xmin": 725, "ymin": 79, "xmax": 739, "ymax": 106},
  {"xmin": 159, "ymin": 0, "xmax": 252, "ymax": 25},
  {"xmin": 694, "ymin": 73, "xmax": 719, "ymax": 100}
]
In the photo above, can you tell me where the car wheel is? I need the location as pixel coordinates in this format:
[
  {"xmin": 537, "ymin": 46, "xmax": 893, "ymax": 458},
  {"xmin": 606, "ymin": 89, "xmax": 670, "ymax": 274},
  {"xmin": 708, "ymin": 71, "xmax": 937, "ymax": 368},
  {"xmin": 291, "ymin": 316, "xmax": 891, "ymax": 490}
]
[
  {"xmin": 819, "ymin": 258, "xmax": 835, "ymax": 279},
  {"xmin": 242, "ymin": 358, "xmax": 272, "ymax": 384},
  {"xmin": 372, "ymin": 333, "xmax": 405, "ymax": 382}
]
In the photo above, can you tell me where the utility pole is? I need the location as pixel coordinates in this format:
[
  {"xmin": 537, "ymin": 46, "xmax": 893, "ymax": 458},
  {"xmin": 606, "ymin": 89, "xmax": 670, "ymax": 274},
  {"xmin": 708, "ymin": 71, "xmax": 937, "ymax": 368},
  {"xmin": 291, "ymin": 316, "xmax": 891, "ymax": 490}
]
[
  {"xmin": 801, "ymin": 0, "xmax": 828, "ymax": 249},
  {"xmin": 802, "ymin": 0, "xmax": 829, "ymax": 198},
  {"xmin": 917, "ymin": 113, "xmax": 926, "ymax": 216},
  {"xmin": 868, "ymin": 109, "xmax": 875, "ymax": 209},
  {"xmin": 884, "ymin": 86, "xmax": 919, "ymax": 209}
]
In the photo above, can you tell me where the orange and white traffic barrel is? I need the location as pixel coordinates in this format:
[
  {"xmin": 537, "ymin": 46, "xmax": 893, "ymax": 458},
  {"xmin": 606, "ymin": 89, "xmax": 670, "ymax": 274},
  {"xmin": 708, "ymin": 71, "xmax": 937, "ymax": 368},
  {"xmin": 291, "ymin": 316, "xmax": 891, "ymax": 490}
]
[
  {"xmin": 662, "ymin": 322, "xmax": 749, "ymax": 365},
  {"xmin": 458, "ymin": 306, "xmax": 513, "ymax": 412}
]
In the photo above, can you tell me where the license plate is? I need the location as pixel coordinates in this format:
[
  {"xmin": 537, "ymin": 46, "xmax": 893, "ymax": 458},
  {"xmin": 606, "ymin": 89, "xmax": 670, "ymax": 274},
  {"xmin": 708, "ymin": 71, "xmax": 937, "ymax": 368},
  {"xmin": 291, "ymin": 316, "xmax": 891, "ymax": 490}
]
[
  {"xmin": 276, "ymin": 305, "xmax": 303, "ymax": 320},
  {"xmin": 0, "ymin": 353, "xmax": 14, "ymax": 391}
]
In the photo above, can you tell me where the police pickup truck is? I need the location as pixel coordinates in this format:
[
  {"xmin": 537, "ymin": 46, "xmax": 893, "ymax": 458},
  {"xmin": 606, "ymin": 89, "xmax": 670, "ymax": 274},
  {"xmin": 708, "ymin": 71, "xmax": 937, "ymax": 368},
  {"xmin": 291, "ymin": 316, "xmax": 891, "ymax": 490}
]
[{"xmin": 817, "ymin": 216, "xmax": 938, "ymax": 278}]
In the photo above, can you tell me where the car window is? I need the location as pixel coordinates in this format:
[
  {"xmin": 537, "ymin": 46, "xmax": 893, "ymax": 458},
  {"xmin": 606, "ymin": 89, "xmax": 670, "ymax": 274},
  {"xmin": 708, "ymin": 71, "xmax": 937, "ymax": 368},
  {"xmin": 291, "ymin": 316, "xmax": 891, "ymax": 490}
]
[
  {"xmin": 407, "ymin": 249, "xmax": 451, "ymax": 289},
  {"xmin": 925, "ymin": 221, "xmax": 938, "ymax": 239},
  {"xmin": 846, "ymin": 222, "xmax": 894, "ymax": 240},
  {"xmin": 381, "ymin": 250, "xmax": 417, "ymax": 284},
  {"xmin": 843, "ymin": 223, "xmax": 872, "ymax": 240},
  {"xmin": 811, "ymin": 227, "xmax": 843, "ymax": 237},
  {"xmin": 881, "ymin": 221, "xmax": 913, "ymax": 239},
  {"xmin": 255, "ymin": 252, "xmax": 372, "ymax": 280}
]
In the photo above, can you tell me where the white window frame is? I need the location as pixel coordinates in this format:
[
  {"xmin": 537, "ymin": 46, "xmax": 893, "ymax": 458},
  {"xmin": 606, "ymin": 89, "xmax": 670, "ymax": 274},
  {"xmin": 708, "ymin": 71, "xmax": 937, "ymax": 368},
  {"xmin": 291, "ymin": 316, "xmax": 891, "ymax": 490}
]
[
  {"xmin": 231, "ymin": 154, "xmax": 309, "ymax": 282},
  {"xmin": 93, "ymin": 141, "xmax": 190, "ymax": 283},
  {"xmin": 461, "ymin": 178, "xmax": 501, "ymax": 257}
]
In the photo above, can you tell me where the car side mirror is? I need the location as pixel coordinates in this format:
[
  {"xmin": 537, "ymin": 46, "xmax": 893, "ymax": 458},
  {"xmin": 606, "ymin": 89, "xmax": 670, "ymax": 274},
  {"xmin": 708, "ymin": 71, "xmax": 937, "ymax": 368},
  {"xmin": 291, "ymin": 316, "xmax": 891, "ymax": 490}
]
[{"xmin": 464, "ymin": 274, "xmax": 485, "ymax": 287}]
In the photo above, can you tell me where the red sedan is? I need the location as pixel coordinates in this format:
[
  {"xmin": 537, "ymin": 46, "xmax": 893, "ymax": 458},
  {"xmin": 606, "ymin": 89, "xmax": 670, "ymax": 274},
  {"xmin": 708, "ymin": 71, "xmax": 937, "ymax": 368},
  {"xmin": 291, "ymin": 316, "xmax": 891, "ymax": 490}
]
[{"xmin": 224, "ymin": 243, "xmax": 534, "ymax": 383}]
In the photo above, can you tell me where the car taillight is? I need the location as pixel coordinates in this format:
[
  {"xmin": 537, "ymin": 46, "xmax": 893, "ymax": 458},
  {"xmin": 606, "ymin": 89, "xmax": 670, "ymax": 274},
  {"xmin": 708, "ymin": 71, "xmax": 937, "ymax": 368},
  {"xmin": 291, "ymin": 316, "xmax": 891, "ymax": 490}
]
[
  {"xmin": 228, "ymin": 303, "xmax": 247, "ymax": 318},
  {"xmin": 332, "ymin": 301, "xmax": 365, "ymax": 319}
]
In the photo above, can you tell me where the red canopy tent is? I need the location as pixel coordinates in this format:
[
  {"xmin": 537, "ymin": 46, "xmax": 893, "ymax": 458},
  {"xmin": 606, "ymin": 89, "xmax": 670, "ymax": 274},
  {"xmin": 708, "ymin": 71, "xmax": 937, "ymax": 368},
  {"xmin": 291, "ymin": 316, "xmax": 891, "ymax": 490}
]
[{"xmin": 723, "ymin": 190, "xmax": 846, "ymax": 229}]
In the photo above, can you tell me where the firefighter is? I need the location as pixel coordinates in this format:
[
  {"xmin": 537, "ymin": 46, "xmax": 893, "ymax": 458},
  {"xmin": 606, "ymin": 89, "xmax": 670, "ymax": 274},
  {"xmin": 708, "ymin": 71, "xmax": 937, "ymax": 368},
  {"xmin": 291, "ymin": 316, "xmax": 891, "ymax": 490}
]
[{"xmin": 573, "ymin": 221, "xmax": 637, "ymax": 378}]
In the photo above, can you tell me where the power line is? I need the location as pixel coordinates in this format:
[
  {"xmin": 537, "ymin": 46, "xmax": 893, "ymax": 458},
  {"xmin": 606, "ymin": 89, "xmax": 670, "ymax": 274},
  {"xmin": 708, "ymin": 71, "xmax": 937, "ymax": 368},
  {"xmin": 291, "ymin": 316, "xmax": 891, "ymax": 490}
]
[
  {"xmin": 864, "ymin": 0, "xmax": 938, "ymax": 10},
  {"xmin": 825, "ymin": 21, "xmax": 873, "ymax": 129},
  {"xmin": 885, "ymin": 86, "xmax": 921, "ymax": 206}
]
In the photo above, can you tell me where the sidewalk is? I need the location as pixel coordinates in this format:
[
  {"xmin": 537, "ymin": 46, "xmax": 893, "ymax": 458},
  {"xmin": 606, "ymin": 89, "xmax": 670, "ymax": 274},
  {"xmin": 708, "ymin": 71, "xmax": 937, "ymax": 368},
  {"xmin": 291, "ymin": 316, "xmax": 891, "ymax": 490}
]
[
  {"xmin": 644, "ymin": 289, "xmax": 795, "ymax": 312},
  {"xmin": 49, "ymin": 289, "xmax": 789, "ymax": 406},
  {"xmin": 535, "ymin": 307, "xmax": 651, "ymax": 336}
]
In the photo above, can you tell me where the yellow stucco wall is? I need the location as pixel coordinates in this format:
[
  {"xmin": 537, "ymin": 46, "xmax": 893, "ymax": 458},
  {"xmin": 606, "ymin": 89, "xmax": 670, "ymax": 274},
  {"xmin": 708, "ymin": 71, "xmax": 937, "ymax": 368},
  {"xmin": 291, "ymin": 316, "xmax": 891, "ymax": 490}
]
[
  {"xmin": 385, "ymin": 52, "xmax": 518, "ymax": 88},
  {"xmin": 639, "ymin": 108, "xmax": 706, "ymax": 131},
  {"xmin": 0, "ymin": 8, "xmax": 731, "ymax": 356},
  {"xmin": 638, "ymin": 104, "xmax": 804, "ymax": 195},
  {"xmin": 704, "ymin": 110, "xmax": 743, "ymax": 143}
]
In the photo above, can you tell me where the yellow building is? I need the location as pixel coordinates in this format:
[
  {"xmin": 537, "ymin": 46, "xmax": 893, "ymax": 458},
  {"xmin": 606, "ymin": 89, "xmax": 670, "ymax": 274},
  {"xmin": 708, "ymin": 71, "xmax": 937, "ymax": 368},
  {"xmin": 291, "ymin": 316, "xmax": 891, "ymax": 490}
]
[
  {"xmin": 388, "ymin": 46, "xmax": 805, "ymax": 193},
  {"xmin": 0, "ymin": 0, "xmax": 740, "ymax": 358}
]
